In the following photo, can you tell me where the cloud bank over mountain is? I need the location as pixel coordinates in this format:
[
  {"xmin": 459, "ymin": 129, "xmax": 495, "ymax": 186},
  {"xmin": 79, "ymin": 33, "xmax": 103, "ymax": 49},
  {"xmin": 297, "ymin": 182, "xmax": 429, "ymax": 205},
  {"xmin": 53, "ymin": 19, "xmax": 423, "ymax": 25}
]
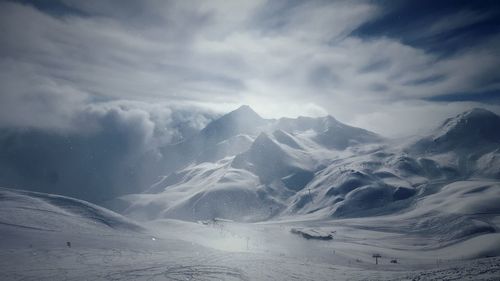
[
  {"xmin": 1, "ymin": 0, "xmax": 500, "ymax": 202},
  {"xmin": 1, "ymin": 0, "xmax": 500, "ymax": 136},
  {"xmin": 0, "ymin": 101, "xmax": 216, "ymax": 202}
]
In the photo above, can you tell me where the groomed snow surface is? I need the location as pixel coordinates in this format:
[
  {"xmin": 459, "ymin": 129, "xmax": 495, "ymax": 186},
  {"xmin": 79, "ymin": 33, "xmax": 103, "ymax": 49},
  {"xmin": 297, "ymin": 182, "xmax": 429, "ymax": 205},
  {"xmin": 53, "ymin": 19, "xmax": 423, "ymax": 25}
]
[
  {"xmin": 1, "ymin": 186, "xmax": 499, "ymax": 280},
  {"xmin": 1, "ymin": 107, "xmax": 500, "ymax": 280}
]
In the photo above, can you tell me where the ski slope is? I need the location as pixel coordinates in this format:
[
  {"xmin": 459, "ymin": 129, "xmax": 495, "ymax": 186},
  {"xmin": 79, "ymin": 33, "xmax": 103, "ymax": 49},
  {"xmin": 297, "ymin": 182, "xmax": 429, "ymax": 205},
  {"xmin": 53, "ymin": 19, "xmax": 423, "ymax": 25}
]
[{"xmin": 1, "ymin": 187, "xmax": 500, "ymax": 280}]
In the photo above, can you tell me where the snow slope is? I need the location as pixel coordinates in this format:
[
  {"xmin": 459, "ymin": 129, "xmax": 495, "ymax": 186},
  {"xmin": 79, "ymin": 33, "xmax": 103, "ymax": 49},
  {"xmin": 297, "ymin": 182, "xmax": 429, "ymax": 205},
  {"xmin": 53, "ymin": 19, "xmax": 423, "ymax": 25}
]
[
  {"xmin": 112, "ymin": 107, "xmax": 500, "ymax": 224},
  {"xmin": 0, "ymin": 187, "xmax": 142, "ymax": 234},
  {"xmin": 0, "ymin": 187, "xmax": 145, "ymax": 253},
  {"xmin": 2, "ymin": 187, "xmax": 499, "ymax": 280}
]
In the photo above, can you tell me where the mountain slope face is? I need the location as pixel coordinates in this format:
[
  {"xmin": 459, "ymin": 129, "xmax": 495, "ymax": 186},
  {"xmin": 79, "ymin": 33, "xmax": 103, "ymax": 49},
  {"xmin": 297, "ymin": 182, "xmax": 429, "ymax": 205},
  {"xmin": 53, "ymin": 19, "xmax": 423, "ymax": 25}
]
[
  {"xmin": 0, "ymin": 187, "xmax": 143, "ymax": 248},
  {"xmin": 407, "ymin": 108, "xmax": 500, "ymax": 180},
  {"xmin": 411, "ymin": 108, "xmax": 500, "ymax": 153},
  {"xmin": 114, "ymin": 107, "xmax": 500, "ymax": 223},
  {"xmin": 156, "ymin": 105, "xmax": 269, "ymax": 172}
]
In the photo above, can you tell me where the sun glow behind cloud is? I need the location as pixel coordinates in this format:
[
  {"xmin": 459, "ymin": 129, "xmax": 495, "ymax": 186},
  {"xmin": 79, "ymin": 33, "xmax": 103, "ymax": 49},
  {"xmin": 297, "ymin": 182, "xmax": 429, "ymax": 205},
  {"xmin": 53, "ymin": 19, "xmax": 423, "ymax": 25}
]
[{"xmin": 0, "ymin": 0, "xmax": 499, "ymax": 138}]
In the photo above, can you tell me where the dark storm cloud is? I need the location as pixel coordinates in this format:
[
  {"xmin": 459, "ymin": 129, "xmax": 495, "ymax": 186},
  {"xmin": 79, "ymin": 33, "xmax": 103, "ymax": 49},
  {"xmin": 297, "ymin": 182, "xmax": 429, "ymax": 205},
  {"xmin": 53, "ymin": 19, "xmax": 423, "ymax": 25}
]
[{"xmin": 0, "ymin": 102, "xmax": 216, "ymax": 203}]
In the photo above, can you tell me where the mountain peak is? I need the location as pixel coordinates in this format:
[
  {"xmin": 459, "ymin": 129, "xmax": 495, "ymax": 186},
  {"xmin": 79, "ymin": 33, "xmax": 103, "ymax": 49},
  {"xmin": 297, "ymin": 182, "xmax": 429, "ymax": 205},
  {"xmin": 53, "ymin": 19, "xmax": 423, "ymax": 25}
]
[
  {"xmin": 227, "ymin": 105, "xmax": 262, "ymax": 119},
  {"xmin": 461, "ymin": 108, "xmax": 497, "ymax": 119},
  {"xmin": 439, "ymin": 108, "xmax": 499, "ymax": 131},
  {"xmin": 218, "ymin": 105, "xmax": 265, "ymax": 126},
  {"xmin": 253, "ymin": 131, "xmax": 273, "ymax": 144},
  {"xmin": 324, "ymin": 115, "xmax": 338, "ymax": 121},
  {"xmin": 235, "ymin": 104, "xmax": 253, "ymax": 112},
  {"xmin": 430, "ymin": 108, "xmax": 500, "ymax": 148},
  {"xmin": 200, "ymin": 105, "xmax": 266, "ymax": 141}
]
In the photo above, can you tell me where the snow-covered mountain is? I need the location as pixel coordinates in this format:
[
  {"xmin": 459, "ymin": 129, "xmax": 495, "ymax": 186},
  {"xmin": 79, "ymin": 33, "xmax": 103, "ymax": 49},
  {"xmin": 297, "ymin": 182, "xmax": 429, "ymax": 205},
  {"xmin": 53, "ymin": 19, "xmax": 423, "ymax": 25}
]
[
  {"xmin": 3, "ymin": 107, "xmax": 500, "ymax": 280},
  {"xmin": 110, "ymin": 107, "xmax": 500, "ymax": 224},
  {"xmin": 412, "ymin": 108, "xmax": 500, "ymax": 153}
]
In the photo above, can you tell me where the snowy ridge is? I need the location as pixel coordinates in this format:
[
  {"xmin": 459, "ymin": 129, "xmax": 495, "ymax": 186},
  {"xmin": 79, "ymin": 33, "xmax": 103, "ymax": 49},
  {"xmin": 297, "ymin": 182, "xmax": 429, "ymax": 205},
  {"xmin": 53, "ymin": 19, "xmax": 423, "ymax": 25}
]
[
  {"xmin": 0, "ymin": 187, "xmax": 143, "ymax": 234},
  {"xmin": 113, "ymin": 107, "xmax": 500, "ymax": 227},
  {"xmin": 412, "ymin": 108, "xmax": 500, "ymax": 154}
]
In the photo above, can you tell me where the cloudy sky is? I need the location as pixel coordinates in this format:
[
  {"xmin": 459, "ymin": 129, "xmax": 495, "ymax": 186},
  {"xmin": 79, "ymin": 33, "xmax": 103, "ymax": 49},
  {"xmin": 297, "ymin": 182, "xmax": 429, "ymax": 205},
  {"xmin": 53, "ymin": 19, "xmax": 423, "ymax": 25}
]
[
  {"xmin": 1, "ymin": 0, "xmax": 500, "ymax": 202},
  {"xmin": 1, "ymin": 0, "xmax": 500, "ymax": 137}
]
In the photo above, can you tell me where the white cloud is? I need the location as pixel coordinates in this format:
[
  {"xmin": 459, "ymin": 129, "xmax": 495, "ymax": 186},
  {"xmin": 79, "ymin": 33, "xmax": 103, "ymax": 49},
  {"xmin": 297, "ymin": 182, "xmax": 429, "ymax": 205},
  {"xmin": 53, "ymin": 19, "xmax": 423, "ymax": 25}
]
[
  {"xmin": 1, "ymin": 0, "xmax": 500, "ymax": 202},
  {"xmin": 427, "ymin": 10, "xmax": 493, "ymax": 36},
  {"xmin": 0, "ymin": 0, "xmax": 499, "ymax": 137}
]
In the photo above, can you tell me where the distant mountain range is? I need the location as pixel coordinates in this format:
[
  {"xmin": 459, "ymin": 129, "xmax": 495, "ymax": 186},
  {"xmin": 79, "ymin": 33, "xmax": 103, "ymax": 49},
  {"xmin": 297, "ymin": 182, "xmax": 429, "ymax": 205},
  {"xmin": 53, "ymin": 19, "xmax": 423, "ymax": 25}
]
[{"xmin": 108, "ymin": 106, "xmax": 500, "ymax": 222}]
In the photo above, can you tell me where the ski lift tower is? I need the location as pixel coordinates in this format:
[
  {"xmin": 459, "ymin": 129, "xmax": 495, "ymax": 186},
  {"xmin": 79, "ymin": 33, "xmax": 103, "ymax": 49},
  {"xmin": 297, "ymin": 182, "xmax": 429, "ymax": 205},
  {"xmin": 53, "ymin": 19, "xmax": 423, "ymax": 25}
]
[{"xmin": 372, "ymin": 253, "xmax": 382, "ymax": 265}]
